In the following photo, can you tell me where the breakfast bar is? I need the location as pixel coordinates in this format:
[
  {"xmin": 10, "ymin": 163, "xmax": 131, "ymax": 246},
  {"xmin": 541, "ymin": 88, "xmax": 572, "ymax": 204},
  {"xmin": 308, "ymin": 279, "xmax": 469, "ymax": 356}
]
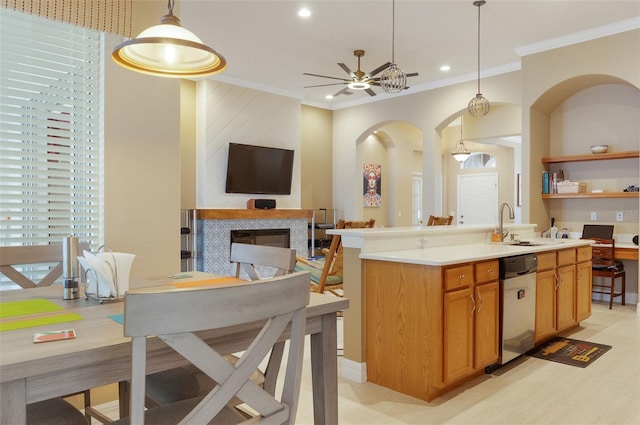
[{"xmin": 330, "ymin": 224, "xmax": 596, "ymax": 401}]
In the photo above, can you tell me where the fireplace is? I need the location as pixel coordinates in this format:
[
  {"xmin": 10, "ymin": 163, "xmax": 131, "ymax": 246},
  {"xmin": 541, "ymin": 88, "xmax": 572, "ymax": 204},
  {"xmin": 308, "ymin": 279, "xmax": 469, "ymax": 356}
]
[
  {"xmin": 193, "ymin": 210, "xmax": 310, "ymax": 277},
  {"xmin": 230, "ymin": 229, "xmax": 290, "ymax": 249}
]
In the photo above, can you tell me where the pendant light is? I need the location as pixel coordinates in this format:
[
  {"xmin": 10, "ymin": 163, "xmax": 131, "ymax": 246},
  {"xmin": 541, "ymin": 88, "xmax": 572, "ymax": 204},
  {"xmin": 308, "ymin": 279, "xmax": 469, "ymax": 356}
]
[
  {"xmin": 380, "ymin": 0, "xmax": 407, "ymax": 93},
  {"xmin": 467, "ymin": 0, "xmax": 490, "ymax": 117},
  {"xmin": 112, "ymin": 0, "xmax": 226, "ymax": 78},
  {"xmin": 451, "ymin": 116, "xmax": 471, "ymax": 162}
]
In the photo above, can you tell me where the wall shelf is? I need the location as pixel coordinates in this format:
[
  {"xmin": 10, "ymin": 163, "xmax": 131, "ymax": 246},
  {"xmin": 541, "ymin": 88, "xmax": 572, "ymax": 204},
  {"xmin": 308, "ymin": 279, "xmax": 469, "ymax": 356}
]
[
  {"xmin": 541, "ymin": 192, "xmax": 638, "ymax": 199},
  {"xmin": 542, "ymin": 150, "xmax": 639, "ymax": 164}
]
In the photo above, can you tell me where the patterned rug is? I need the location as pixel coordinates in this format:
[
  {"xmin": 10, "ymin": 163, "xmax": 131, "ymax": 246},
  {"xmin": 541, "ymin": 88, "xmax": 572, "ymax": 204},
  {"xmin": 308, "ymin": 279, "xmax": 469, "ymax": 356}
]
[{"xmin": 528, "ymin": 337, "xmax": 612, "ymax": 368}]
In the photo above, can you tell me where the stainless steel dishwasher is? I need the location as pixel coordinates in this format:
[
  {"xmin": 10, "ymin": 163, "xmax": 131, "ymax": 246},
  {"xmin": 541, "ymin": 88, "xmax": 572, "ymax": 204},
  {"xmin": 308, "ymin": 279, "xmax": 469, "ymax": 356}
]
[{"xmin": 496, "ymin": 253, "xmax": 538, "ymax": 367}]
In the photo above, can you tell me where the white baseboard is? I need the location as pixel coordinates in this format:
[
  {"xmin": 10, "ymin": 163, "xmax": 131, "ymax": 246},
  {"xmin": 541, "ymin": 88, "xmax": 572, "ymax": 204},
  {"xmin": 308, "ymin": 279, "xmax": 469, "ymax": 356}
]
[
  {"xmin": 341, "ymin": 358, "xmax": 367, "ymax": 383},
  {"xmin": 592, "ymin": 293, "xmax": 638, "ymax": 306}
]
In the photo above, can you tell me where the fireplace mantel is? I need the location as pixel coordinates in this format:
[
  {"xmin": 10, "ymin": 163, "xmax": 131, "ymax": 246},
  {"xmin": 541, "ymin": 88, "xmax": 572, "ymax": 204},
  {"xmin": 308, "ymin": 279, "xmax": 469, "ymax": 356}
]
[{"xmin": 196, "ymin": 209, "xmax": 312, "ymax": 220}]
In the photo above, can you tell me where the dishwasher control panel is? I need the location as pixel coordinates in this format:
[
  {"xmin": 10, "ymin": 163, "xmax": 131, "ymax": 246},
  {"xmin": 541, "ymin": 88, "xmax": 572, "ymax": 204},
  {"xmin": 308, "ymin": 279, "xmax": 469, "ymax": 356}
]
[{"xmin": 499, "ymin": 254, "xmax": 537, "ymax": 279}]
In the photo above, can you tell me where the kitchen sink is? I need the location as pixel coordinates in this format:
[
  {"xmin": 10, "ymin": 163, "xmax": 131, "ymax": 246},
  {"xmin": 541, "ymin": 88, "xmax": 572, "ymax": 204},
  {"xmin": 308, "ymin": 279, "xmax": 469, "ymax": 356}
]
[{"xmin": 503, "ymin": 241, "xmax": 546, "ymax": 246}]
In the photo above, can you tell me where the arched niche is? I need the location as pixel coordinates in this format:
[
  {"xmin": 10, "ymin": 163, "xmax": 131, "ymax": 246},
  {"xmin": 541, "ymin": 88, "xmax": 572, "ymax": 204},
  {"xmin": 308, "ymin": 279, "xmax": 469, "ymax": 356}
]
[
  {"xmin": 435, "ymin": 103, "xmax": 522, "ymax": 224},
  {"xmin": 527, "ymin": 75, "xmax": 640, "ymax": 231},
  {"xmin": 355, "ymin": 120, "xmax": 423, "ymax": 227}
]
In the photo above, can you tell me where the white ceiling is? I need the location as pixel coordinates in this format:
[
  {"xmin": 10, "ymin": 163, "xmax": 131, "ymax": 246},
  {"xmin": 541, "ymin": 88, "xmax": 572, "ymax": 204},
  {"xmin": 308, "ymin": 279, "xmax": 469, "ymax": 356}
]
[{"xmin": 175, "ymin": 1, "xmax": 640, "ymax": 110}]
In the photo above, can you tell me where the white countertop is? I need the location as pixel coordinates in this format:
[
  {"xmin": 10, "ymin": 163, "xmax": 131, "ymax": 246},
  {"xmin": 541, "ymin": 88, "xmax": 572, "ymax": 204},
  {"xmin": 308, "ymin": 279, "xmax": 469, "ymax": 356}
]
[{"xmin": 359, "ymin": 239, "xmax": 593, "ymax": 266}]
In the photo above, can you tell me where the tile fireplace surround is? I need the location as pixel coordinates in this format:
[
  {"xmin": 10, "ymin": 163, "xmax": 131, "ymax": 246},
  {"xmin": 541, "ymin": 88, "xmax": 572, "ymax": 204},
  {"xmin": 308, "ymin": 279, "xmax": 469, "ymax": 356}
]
[{"xmin": 194, "ymin": 209, "xmax": 311, "ymax": 276}]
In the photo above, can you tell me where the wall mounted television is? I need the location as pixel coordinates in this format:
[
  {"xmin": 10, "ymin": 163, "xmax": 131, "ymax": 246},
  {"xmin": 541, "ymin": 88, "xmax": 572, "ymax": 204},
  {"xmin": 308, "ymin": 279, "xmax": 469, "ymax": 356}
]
[{"xmin": 225, "ymin": 143, "xmax": 295, "ymax": 195}]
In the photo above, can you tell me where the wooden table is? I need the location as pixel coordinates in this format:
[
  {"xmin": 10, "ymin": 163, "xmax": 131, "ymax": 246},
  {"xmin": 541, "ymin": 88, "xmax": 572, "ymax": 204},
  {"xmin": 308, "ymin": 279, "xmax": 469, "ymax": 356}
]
[{"xmin": 0, "ymin": 274, "xmax": 348, "ymax": 424}]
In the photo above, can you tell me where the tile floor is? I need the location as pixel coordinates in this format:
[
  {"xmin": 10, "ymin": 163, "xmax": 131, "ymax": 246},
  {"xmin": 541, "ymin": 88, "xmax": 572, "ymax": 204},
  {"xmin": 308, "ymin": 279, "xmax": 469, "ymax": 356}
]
[{"xmin": 86, "ymin": 301, "xmax": 639, "ymax": 425}]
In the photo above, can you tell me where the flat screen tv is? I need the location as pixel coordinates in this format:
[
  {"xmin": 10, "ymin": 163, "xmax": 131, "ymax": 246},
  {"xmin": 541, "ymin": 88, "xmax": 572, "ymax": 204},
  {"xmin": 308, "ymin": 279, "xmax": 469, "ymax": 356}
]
[{"xmin": 225, "ymin": 143, "xmax": 294, "ymax": 195}]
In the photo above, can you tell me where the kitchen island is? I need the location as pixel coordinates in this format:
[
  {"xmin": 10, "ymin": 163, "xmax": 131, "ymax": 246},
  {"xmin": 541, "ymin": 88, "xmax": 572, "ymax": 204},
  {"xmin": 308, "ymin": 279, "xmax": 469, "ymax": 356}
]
[{"xmin": 329, "ymin": 224, "xmax": 592, "ymax": 401}]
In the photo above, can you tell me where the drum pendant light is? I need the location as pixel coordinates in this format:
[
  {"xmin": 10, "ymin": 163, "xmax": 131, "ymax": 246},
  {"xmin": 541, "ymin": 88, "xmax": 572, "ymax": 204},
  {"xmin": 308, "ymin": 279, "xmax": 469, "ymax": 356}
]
[
  {"xmin": 467, "ymin": 0, "xmax": 490, "ymax": 117},
  {"xmin": 112, "ymin": 0, "xmax": 226, "ymax": 78}
]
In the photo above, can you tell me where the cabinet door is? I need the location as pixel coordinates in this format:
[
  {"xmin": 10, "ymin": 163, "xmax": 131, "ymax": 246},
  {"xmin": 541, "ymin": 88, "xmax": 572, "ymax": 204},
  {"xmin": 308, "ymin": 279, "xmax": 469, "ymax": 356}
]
[
  {"xmin": 474, "ymin": 281, "xmax": 499, "ymax": 369},
  {"xmin": 443, "ymin": 287, "xmax": 474, "ymax": 384},
  {"xmin": 556, "ymin": 264, "xmax": 577, "ymax": 331},
  {"xmin": 576, "ymin": 261, "xmax": 592, "ymax": 322},
  {"xmin": 535, "ymin": 269, "xmax": 557, "ymax": 344}
]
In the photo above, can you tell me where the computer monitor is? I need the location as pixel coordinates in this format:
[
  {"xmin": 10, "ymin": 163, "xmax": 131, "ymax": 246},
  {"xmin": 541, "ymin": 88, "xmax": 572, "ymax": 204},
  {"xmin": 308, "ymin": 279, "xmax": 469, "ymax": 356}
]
[{"xmin": 581, "ymin": 224, "xmax": 614, "ymax": 240}]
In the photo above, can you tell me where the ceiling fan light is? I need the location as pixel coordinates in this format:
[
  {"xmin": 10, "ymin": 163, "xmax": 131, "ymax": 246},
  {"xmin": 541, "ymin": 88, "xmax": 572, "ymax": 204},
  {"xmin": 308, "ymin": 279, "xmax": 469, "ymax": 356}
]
[
  {"xmin": 348, "ymin": 81, "xmax": 371, "ymax": 90},
  {"xmin": 468, "ymin": 93, "xmax": 490, "ymax": 117},
  {"xmin": 112, "ymin": 1, "xmax": 226, "ymax": 78},
  {"xmin": 380, "ymin": 63, "xmax": 407, "ymax": 94}
]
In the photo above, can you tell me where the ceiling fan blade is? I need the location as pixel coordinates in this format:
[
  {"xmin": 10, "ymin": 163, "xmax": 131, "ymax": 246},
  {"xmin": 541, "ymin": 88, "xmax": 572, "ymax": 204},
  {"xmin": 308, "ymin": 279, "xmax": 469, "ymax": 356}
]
[
  {"xmin": 365, "ymin": 88, "xmax": 377, "ymax": 97},
  {"xmin": 405, "ymin": 72, "xmax": 419, "ymax": 77},
  {"xmin": 368, "ymin": 62, "xmax": 391, "ymax": 77},
  {"xmin": 338, "ymin": 63, "xmax": 354, "ymax": 77},
  {"xmin": 303, "ymin": 72, "xmax": 351, "ymax": 82},
  {"xmin": 304, "ymin": 82, "xmax": 349, "ymax": 88},
  {"xmin": 334, "ymin": 87, "xmax": 353, "ymax": 97}
]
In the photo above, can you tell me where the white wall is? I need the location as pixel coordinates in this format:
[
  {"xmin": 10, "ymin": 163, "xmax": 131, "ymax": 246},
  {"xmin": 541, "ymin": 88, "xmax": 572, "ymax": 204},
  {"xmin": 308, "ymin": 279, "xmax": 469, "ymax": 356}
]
[{"xmin": 196, "ymin": 80, "xmax": 302, "ymax": 209}]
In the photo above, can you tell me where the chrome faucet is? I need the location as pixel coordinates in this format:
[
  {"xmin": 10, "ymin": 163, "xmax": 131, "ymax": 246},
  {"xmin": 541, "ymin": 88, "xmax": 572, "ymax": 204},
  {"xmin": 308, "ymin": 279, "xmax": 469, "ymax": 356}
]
[{"xmin": 499, "ymin": 202, "xmax": 515, "ymax": 242}]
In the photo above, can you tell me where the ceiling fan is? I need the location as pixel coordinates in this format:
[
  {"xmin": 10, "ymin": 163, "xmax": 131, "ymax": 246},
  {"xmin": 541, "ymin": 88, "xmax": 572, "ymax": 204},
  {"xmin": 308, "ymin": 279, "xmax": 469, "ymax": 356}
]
[{"xmin": 304, "ymin": 49, "xmax": 418, "ymax": 97}]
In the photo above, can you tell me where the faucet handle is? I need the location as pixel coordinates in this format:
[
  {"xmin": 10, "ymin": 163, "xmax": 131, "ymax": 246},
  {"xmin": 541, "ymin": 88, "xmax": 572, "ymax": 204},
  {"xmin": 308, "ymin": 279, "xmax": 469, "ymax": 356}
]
[{"xmin": 510, "ymin": 233, "xmax": 519, "ymax": 242}]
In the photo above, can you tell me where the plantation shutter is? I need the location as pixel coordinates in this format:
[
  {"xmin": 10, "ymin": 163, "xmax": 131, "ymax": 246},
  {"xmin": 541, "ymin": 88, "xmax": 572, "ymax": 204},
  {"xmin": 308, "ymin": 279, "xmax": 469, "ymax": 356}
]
[{"xmin": 0, "ymin": 8, "xmax": 103, "ymax": 249}]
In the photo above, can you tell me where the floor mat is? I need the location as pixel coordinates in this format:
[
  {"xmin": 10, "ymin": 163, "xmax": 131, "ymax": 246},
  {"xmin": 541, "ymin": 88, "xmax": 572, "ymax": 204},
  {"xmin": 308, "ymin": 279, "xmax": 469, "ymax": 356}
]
[{"xmin": 528, "ymin": 337, "xmax": 611, "ymax": 368}]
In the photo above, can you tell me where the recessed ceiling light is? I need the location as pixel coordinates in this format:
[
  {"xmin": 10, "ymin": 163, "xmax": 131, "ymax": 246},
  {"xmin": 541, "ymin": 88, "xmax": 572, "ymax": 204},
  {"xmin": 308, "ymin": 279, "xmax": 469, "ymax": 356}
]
[
  {"xmin": 440, "ymin": 65, "xmax": 451, "ymax": 72},
  {"xmin": 298, "ymin": 8, "xmax": 311, "ymax": 18},
  {"xmin": 325, "ymin": 94, "xmax": 334, "ymax": 100}
]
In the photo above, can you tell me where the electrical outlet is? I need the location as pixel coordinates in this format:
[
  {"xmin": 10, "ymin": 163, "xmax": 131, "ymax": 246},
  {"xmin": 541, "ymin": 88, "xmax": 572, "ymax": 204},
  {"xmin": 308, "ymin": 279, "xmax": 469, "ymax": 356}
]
[
  {"xmin": 590, "ymin": 212, "xmax": 597, "ymax": 221},
  {"xmin": 616, "ymin": 211, "xmax": 623, "ymax": 221}
]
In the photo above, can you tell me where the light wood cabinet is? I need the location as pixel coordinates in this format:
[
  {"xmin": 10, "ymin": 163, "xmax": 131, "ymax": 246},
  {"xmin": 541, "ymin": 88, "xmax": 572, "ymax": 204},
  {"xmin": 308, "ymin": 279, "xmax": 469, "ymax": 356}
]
[
  {"xmin": 576, "ymin": 246, "xmax": 592, "ymax": 322},
  {"xmin": 556, "ymin": 264, "xmax": 576, "ymax": 331},
  {"xmin": 442, "ymin": 260, "xmax": 499, "ymax": 385},
  {"xmin": 535, "ymin": 247, "xmax": 591, "ymax": 344}
]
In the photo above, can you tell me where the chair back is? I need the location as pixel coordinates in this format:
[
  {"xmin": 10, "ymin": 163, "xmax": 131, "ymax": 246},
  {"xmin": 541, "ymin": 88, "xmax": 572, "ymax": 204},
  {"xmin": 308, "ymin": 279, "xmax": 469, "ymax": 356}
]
[
  {"xmin": 230, "ymin": 243, "xmax": 297, "ymax": 281},
  {"xmin": 427, "ymin": 215, "xmax": 453, "ymax": 226},
  {"xmin": 590, "ymin": 238, "xmax": 617, "ymax": 268},
  {"xmin": 0, "ymin": 243, "xmax": 90, "ymax": 288},
  {"xmin": 124, "ymin": 271, "xmax": 311, "ymax": 425}
]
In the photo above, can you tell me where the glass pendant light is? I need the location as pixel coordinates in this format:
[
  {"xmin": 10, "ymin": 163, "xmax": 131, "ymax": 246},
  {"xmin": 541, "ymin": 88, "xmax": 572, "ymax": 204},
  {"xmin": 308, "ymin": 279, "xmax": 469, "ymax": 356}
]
[
  {"xmin": 112, "ymin": 0, "xmax": 226, "ymax": 78},
  {"xmin": 380, "ymin": 0, "xmax": 407, "ymax": 93},
  {"xmin": 468, "ymin": 0, "xmax": 490, "ymax": 117},
  {"xmin": 451, "ymin": 116, "xmax": 471, "ymax": 162}
]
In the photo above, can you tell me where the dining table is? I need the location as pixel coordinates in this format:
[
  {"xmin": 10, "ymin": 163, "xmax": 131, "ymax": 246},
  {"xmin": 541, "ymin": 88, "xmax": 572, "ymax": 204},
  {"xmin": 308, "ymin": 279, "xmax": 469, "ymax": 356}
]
[{"xmin": 0, "ymin": 272, "xmax": 349, "ymax": 424}]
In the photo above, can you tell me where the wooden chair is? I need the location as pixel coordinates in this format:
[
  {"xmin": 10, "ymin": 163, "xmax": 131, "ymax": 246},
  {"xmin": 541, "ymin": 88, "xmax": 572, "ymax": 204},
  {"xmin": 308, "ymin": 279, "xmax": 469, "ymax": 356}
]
[
  {"xmin": 590, "ymin": 238, "xmax": 626, "ymax": 309},
  {"xmin": 427, "ymin": 215, "xmax": 453, "ymax": 226},
  {"xmin": 145, "ymin": 243, "xmax": 298, "ymax": 408},
  {"xmin": 296, "ymin": 219, "xmax": 375, "ymax": 296},
  {"xmin": 0, "ymin": 244, "xmax": 109, "ymax": 425},
  {"xmin": 112, "ymin": 271, "xmax": 310, "ymax": 425}
]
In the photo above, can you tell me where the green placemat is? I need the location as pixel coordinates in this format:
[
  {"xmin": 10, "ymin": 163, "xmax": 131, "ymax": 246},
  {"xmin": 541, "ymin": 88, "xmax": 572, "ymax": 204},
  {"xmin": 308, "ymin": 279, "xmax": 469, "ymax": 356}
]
[
  {"xmin": 0, "ymin": 298, "xmax": 83, "ymax": 332},
  {"xmin": 1, "ymin": 313, "xmax": 83, "ymax": 332},
  {"xmin": 0, "ymin": 298, "xmax": 63, "ymax": 318}
]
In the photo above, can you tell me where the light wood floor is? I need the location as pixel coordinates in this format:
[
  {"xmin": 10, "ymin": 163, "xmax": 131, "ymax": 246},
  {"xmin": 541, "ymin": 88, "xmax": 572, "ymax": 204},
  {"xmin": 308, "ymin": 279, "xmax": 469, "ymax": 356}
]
[{"xmin": 76, "ymin": 301, "xmax": 639, "ymax": 424}]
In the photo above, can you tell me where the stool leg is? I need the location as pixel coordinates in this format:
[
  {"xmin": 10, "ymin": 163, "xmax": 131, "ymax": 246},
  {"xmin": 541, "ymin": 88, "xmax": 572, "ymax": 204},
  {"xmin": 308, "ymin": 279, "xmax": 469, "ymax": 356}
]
[{"xmin": 621, "ymin": 273, "xmax": 626, "ymax": 306}]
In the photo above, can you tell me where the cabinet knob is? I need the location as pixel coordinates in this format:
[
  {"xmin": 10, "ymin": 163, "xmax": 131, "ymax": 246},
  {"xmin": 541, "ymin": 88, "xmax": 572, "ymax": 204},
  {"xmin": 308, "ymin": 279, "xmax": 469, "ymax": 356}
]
[{"xmin": 459, "ymin": 274, "xmax": 465, "ymax": 280}]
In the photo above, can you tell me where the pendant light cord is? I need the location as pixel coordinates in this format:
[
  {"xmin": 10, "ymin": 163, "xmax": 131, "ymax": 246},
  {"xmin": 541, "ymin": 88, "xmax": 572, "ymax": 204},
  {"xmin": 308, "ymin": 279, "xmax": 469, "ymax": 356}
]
[
  {"xmin": 391, "ymin": 0, "xmax": 396, "ymax": 63},
  {"xmin": 476, "ymin": 1, "xmax": 482, "ymax": 94}
]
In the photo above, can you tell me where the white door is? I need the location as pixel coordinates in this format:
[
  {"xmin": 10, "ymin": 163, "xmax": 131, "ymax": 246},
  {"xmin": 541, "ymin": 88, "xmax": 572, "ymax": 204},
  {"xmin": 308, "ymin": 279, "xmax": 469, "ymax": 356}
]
[{"xmin": 457, "ymin": 173, "xmax": 498, "ymax": 225}]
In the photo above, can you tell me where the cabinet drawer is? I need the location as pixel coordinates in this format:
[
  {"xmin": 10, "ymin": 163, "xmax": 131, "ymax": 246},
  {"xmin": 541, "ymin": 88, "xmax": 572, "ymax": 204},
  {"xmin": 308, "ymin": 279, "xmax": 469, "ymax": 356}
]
[
  {"xmin": 577, "ymin": 246, "xmax": 592, "ymax": 263},
  {"xmin": 536, "ymin": 252, "xmax": 556, "ymax": 271},
  {"xmin": 444, "ymin": 264, "xmax": 474, "ymax": 291},
  {"xmin": 474, "ymin": 260, "xmax": 499, "ymax": 284},
  {"xmin": 557, "ymin": 248, "xmax": 576, "ymax": 267}
]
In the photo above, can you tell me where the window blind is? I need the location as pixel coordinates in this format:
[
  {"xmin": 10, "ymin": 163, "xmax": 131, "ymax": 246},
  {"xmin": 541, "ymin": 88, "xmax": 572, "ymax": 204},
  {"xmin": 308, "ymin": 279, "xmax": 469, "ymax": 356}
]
[{"xmin": 0, "ymin": 8, "xmax": 103, "ymax": 286}]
